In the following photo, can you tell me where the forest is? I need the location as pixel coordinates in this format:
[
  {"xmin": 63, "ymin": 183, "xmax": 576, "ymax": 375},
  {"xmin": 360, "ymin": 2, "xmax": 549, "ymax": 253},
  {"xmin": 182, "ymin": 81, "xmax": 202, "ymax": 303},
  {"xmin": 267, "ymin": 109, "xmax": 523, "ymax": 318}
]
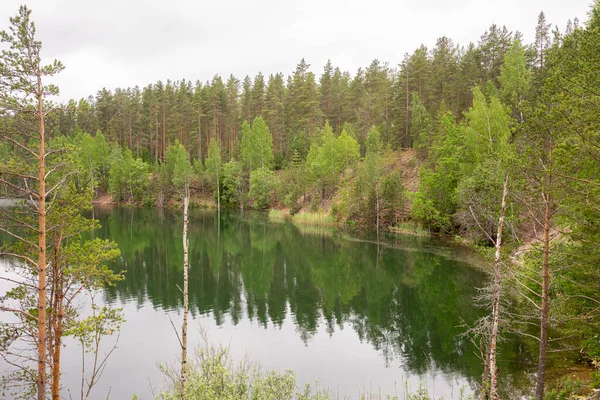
[{"xmin": 0, "ymin": 1, "xmax": 599, "ymax": 399}]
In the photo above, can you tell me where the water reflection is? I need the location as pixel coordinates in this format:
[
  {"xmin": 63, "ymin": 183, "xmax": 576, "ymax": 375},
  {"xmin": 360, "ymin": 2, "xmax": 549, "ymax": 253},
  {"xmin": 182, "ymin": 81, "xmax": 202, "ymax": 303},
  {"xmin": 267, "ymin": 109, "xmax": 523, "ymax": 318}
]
[{"xmin": 87, "ymin": 205, "xmax": 534, "ymax": 393}]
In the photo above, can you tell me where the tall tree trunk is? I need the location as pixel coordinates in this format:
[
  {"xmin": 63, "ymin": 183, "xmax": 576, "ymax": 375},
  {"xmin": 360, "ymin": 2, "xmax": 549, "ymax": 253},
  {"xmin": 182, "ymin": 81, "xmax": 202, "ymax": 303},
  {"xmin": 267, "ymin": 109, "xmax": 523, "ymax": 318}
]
[
  {"xmin": 128, "ymin": 112, "xmax": 132, "ymax": 150},
  {"xmin": 50, "ymin": 234, "xmax": 63, "ymax": 400},
  {"xmin": 480, "ymin": 340, "xmax": 492, "ymax": 400},
  {"xmin": 488, "ymin": 170, "xmax": 509, "ymax": 400},
  {"xmin": 119, "ymin": 110, "xmax": 123, "ymax": 147},
  {"xmin": 162, "ymin": 106, "xmax": 167, "ymax": 161},
  {"xmin": 137, "ymin": 112, "xmax": 142, "ymax": 158},
  {"xmin": 205, "ymin": 119, "xmax": 209, "ymax": 158},
  {"xmin": 375, "ymin": 185, "xmax": 380, "ymax": 239},
  {"xmin": 51, "ymin": 275, "xmax": 63, "ymax": 400},
  {"xmin": 535, "ymin": 146, "xmax": 553, "ymax": 400},
  {"xmin": 37, "ymin": 69, "xmax": 48, "ymax": 400},
  {"xmin": 216, "ymin": 173, "xmax": 221, "ymax": 214},
  {"xmin": 155, "ymin": 114, "xmax": 160, "ymax": 163},
  {"xmin": 405, "ymin": 70, "xmax": 409, "ymax": 148},
  {"xmin": 197, "ymin": 105, "xmax": 202, "ymax": 161},
  {"xmin": 180, "ymin": 191, "xmax": 189, "ymax": 398}
]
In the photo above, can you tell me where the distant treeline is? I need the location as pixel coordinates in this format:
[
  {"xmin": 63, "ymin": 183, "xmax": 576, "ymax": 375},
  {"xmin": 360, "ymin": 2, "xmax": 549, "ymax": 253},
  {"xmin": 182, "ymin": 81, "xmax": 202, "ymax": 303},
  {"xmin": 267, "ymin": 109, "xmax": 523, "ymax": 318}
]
[{"xmin": 35, "ymin": 14, "xmax": 566, "ymax": 165}]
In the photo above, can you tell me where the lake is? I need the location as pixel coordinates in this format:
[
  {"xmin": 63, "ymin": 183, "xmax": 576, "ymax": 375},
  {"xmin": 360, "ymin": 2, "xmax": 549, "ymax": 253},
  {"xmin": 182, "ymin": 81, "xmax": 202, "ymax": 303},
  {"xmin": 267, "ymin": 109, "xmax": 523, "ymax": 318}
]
[{"xmin": 0, "ymin": 206, "xmax": 535, "ymax": 399}]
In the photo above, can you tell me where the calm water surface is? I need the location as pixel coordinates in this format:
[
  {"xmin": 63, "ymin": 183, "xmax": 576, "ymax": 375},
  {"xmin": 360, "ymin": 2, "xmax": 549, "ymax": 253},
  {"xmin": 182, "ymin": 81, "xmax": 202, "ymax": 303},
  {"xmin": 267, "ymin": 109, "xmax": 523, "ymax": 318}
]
[{"xmin": 1, "ymin": 206, "xmax": 535, "ymax": 399}]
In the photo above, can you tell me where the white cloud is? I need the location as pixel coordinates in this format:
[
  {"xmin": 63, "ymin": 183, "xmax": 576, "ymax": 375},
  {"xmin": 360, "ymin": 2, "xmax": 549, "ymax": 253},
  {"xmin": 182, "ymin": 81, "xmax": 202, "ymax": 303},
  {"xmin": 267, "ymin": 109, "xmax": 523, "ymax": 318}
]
[{"xmin": 0, "ymin": 0, "xmax": 592, "ymax": 101}]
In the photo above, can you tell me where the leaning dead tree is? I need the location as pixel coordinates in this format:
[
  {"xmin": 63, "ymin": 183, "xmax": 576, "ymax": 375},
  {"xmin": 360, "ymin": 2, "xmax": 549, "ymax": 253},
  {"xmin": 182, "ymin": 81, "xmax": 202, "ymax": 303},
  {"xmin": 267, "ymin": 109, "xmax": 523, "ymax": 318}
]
[
  {"xmin": 465, "ymin": 170, "xmax": 510, "ymax": 400},
  {"xmin": 487, "ymin": 170, "xmax": 509, "ymax": 400}
]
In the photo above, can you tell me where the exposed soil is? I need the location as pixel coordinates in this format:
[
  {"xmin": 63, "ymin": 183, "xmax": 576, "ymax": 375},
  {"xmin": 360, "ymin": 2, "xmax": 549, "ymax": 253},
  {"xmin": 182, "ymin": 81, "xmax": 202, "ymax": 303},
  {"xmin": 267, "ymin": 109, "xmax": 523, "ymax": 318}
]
[{"xmin": 91, "ymin": 192, "xmax": 113, "ymax": 205}]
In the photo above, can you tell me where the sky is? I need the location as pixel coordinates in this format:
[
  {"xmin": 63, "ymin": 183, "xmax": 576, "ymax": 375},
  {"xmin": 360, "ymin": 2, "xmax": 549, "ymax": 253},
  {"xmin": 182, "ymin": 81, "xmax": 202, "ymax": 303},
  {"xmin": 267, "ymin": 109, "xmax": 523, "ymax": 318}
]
[{"xmin": 0, "ymin": 0, "xmax": 594, "ymax": 102}]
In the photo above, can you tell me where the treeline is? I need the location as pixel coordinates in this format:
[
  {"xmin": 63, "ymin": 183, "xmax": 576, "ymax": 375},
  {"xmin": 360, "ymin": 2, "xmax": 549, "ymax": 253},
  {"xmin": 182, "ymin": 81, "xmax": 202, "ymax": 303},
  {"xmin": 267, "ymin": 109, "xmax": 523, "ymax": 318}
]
[
  {"xmin": 38, "ymin": 13, "xmax": 561, "ymax": 165},
  {"xmin": 3, "ymin": 11, "xmax": 565, "ymax": 225}
]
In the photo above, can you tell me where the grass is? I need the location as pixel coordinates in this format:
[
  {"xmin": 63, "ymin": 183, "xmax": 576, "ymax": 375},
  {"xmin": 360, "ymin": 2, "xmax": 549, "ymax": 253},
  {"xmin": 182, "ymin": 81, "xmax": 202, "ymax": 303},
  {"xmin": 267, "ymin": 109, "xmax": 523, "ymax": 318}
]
[
  {"xmin": 269, "ymin": 209, "xmax": 337, "ymax": 227},
  {"xmin": 388, "ymin": 222, "xmax": 430, "ymax": 237},
  {"xmin": 268, "ymin": 209, "xmax": 290, "ymax": 221},
  {"xmin": 292, "ymin": 210, "xmax": 336, "ymax": 226}
]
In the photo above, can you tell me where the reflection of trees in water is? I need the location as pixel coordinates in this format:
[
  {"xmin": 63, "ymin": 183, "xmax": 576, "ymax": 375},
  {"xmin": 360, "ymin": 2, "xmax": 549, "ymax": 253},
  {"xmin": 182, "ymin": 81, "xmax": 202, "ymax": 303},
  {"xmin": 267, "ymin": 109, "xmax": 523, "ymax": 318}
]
[{"xmin": 93, "ymin": 207, "xmax": 533, "ymax": 389}]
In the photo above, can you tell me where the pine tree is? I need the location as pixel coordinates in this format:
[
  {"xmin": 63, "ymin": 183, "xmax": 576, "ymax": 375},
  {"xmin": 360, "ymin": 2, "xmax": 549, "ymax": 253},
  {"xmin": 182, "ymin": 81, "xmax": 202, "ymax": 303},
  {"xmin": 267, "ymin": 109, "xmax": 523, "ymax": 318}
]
[
  {"xmin": 264, "ymin": 73, "xmax": 286, "ymax": 162},
  {"xmin": 250, "ymin": 72, "xmax": 266, "ymax": 121}
]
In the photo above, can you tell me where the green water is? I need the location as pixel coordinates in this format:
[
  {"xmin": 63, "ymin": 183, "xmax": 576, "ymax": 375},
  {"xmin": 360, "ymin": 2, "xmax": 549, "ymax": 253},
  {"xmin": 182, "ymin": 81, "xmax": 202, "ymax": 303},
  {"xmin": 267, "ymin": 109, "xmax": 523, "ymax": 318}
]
[{"xmin": 1, "ymin": 206, "xmax": 536, "ymax": 398}]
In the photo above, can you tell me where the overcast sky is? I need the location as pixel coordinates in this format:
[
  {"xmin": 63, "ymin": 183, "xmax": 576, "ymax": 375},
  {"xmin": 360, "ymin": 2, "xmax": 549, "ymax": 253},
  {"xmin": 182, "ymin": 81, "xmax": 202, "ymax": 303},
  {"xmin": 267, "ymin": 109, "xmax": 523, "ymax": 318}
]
[{"xmin": 0, "ymin": 0, "xmax": 593, "ymax": 102}]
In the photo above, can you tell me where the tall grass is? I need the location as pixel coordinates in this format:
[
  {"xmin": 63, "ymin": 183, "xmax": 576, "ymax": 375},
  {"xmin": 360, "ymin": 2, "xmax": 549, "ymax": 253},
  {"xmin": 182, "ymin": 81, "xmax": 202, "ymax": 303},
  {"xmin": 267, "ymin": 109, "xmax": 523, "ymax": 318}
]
[
  {"xmin": 388, "ymin": 222, "xmax": 430, "ymax": 237},
  {"xmin": 292, "ymin": 210, "xmax": 336, "ymax": 226},
  {"xmin": 268, "ymin": 209, "xmax": 290, "ymax": 221},
  {"xmin": 269, "ymin": 209, "xmax": 337, "ymax": 227}
]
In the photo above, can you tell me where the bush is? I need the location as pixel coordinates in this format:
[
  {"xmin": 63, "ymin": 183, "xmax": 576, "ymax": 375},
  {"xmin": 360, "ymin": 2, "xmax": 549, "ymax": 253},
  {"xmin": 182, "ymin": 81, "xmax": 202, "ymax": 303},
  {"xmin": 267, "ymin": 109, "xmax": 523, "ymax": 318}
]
[
  {"xmin": 590, "ymin": 371, "xmax": 600, "ymax": 389},
  {"xmin": 249, "ymin": 167, "xmax": 275, "ymax": 209},
  {"xmin": 545, "ymin": 378, "xmax": 585, "ymax": 400},
  {"xmin": 108, "ymin": 147, "xmax": 149, "ymax": 203},
  {"xmin": 157, "ymin": 342, "xmax": 319, "ymax": 400}
]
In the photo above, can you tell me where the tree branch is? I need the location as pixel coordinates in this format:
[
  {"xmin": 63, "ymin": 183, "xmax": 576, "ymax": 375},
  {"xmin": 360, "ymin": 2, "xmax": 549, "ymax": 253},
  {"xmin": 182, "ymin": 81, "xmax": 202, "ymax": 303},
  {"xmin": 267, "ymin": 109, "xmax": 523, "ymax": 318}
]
[{"xmin": 0, "ymin": 306, "xmax": 38, "ymax": 322}]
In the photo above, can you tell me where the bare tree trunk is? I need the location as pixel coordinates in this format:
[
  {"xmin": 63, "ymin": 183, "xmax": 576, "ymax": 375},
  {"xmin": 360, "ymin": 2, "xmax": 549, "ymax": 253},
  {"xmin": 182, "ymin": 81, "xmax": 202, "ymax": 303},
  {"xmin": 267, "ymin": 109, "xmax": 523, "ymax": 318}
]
[
  {"xmin": 128, "ymin": 112, "xmax": 132, "ymax": 150},
  {"xmin": 162, "ymin": 106, "xmax": 167, "ymax": 161},
  {"xmin": 488, "ymin": 170, "xmax": 509, "ymax": 400},
  {"xmin": 480, "ymin": 340, "xmax": 492, "ymax": 400},
  {"xmin": 180, "ymin": 190, "xmax": 189, "ymax": 398},
  {"xmin": 405, "ymin": 67, "xmax": 409, "ymax": 149},
  {"xmin": 197, "ymin": 105, "xmax": 203, "ymax": 162},
  {"xmin": 155, "ymin": 114, "xmax": 160, "ymax": 163},
  {"xmin": 37, "ymin": 68, "xmax": 48, "ymax": 400},
  {"xmin": 216, "ymin": 172, "xmax": 221, "ymax": 214},
  {"xmin": 50, "ymin": 234, "xmax": 64, "ymax": 400},
  {"xmin": 535, "ymin": 147, "xmax": 553, "ymax": 400},
  {"xmin": 375, "ymin": 185, "xmax": 380, "ymax": 239},
  {"xmin": 51, "ymin": 275, "xmax": 64, "ymax": 400}
]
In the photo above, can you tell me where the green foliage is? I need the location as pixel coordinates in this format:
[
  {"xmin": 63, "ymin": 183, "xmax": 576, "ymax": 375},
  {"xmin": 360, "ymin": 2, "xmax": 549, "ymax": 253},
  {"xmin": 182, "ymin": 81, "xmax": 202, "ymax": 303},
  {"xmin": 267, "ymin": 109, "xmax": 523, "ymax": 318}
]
[
  {"xmin": 157, "ymin": 342, "xmax": 293, "ymax": 400},
  {"xmin": 0, "ymin": 140, "xmax": 10, "ymax": 163},
  {"xmin": 591, "ymin": 372, "xmax": 600, "ymax": 389},
  {"xmin": 306, "ymin": 122, "xmax": 360, "ymax": 198},
  {"xmin": 337, "ymin": 128, "xmax": 361, "ymax": 169},
  {"xmin": 348, "ymin": 150, "xmax": 385, "ymax": 227},
  {"xmin": 250, "ymin": 370, "xmax": 296, "ymax": 400},
  {"xmin": 410, "ymin": 93, "xmax": 432, "ymax": 148},
  {"xmin": 165, "ymin": 140, "xmax": 193, "ymax": 194},
  {"xmin": 277, "ymin": 150, "xmax": 309, "ymax": 210},
  {"xmin": 410, "ymin": 113, "xmax": 461, "ymax": 231},
  {"xmin": 205, "ymin": 137, "xmax": 222, "ymax": 206},
  {"xmin": 365, "ymin": 126, "xmax": 384, "ymax": 155},
  {"xmin": 151, "ymin": 162, "xmax": 171, "ymax": 207},
  {"xmin": 158, "ymin": 340, "xmax": 460, "ymax": 400},
  {"xmin": 221, "ymin": 159, "xmax": 246, "ymax": 209},
  {"xmin": 75, "ymin": 131, "xmax": 111, "ymax": 192},
  {"xmin": 67, "ymin": 304, "xmax": 123, "ymax": 351},
  {"xmin": 249, "ymin": 167, "xmax": 274, "ymax": 209},
  {"xmin": 498, "ymin": 38, "xmax": 531, "ymax": 118},
  {"xmin": 240, "ymin": 117, "xmax": 274, "ymax": 171},
  {"xmin": 342, "ymin": 128, "xmax": 403, "ymax": 229},
  {"xmin": 545, "ymin": 378, "xmax": 586, "ymax": 400},
  {"xmin": 381, "ymin": 171, "xmax": 404, "ymax": 224},
  {"xmin": 108, "ymin": 147, "xmax": 149, "ymax": 203},
  {"xmin": 411, "ymin": 86, "xmax": 514, "ymax": 235},
  {"xmin": 530, "ymin": 2, "xmax": 600, "ymax": 357},
  {"xmin": 205, "ymin": 138, "xmax": 222, "ymax": 179},
  {"xmin": 461, "ymin": 88, "xmax": 512, "ymax": 165},
  {"xmin": 0, "ymin": 134, "xmax": 122, "ymax": 398}
]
